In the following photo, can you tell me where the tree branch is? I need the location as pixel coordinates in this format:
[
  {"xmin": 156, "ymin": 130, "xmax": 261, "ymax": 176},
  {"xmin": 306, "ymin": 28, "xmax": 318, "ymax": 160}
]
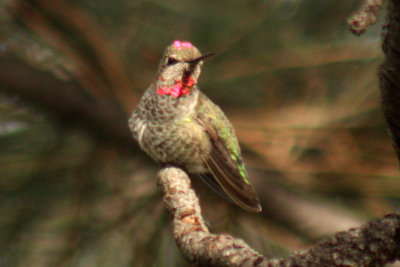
[
  {"xmin": 157, "ymin": 166, "xmax": 266, "ymax": 266},
  {"xmin": 348, "ymin": 0, "xmax": 385, "ymax": 35},
  {"xmin": 157, "ymin": 166, "xmax": 400, "ymax": 266}
]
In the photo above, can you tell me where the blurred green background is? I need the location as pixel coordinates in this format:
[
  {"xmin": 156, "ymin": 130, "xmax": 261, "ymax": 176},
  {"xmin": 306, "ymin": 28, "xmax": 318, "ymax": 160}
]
[{"xmin": 0, "ymin": 0, "xmax": 397, "ymax": 266}]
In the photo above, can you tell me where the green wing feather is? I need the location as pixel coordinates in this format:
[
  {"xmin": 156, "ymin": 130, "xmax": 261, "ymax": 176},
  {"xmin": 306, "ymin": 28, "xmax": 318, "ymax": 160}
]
[{"xmin": 196, "ymin": 92, "xmax": 261, "ymax": 213}]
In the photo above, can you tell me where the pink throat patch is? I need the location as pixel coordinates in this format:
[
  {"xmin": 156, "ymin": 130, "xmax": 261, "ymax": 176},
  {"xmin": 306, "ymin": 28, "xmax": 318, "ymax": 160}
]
[
  {"xmin": 157, "ymin": 76, "xmax": 195, "ymax": 97},
  {"xmin": 173, "ymin": 40, "xmax": 193, "ymax": 51}
]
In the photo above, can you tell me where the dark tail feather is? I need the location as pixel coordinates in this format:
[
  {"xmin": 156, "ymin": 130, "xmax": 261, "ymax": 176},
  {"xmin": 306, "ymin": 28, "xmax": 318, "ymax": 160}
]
[{"xmin": 203, "ymin": 153, "xmax": 262, "ymax": 213}]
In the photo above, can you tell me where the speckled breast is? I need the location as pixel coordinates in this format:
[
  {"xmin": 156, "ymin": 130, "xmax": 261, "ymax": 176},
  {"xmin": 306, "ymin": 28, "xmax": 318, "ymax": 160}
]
[{"xmin": 140, "ymin": 117, "xmax": 211, "ymax": 174}]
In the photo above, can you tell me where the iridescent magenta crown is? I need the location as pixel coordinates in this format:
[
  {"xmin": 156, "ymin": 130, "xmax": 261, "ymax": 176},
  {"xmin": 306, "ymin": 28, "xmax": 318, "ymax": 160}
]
[{"xmin": 173, "ymin": 40, "xmax": 193, "ymax": 50}]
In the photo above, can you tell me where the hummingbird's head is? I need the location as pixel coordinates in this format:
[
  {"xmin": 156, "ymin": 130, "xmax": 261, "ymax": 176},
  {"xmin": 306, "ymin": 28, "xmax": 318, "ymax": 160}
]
[{"xmin": 155, "ymin": 40, "xmax": 213, "ymax": 98}]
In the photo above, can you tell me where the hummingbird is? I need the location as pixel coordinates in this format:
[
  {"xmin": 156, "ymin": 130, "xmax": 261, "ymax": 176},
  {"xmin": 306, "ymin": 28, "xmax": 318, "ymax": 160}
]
[{"xmin": 129, "ymin": 40, "xmax": 261, "ymax": 212}]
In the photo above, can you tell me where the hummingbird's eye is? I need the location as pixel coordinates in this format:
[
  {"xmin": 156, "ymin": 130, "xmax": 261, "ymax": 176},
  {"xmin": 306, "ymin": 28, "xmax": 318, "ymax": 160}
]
[{"xmin": 167, "ymin": 57, "xmax": 178, "ymax": 65}]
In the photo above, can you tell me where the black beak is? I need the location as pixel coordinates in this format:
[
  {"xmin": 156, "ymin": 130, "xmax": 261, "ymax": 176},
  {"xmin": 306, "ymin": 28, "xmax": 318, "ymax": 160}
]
[{"xmin": 186, "ymin": 52, "xmax": 215, "ymax": 64}]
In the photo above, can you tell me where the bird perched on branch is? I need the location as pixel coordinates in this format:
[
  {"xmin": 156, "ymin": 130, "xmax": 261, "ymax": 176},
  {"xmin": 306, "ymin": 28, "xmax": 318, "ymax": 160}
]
[{"xmin": 129, "ymin": 40, "xmax": 261, "ymax": 212}]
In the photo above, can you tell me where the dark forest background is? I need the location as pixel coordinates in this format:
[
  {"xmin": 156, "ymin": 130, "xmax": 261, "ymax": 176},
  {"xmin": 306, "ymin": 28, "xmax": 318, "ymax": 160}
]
[{"xmin": 0, "ymin": 0, "xmax": 396, "ymax": 266}]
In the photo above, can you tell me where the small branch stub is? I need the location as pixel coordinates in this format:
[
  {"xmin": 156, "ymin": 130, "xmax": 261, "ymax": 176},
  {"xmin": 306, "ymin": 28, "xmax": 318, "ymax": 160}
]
[{"xmin": 348, "ymin": 0, "xmax": 385, "ymax": 35}]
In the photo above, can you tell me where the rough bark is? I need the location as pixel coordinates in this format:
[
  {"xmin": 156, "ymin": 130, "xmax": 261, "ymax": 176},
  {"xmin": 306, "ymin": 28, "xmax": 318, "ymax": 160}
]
[{"xmin": 379, "ymin": 0, "xmax": 400, "ymax": 162}]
